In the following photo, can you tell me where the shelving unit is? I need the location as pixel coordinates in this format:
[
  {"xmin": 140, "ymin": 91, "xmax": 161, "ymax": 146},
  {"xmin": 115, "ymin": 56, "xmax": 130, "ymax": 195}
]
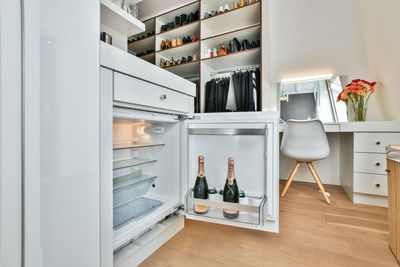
[
  {"xmin": 125, "ymin": 0, "xmax": 262, "ymax": 112},
  {"xmin": 113, "ymin": 157, "xmax": 157, "ymax": 170},
  {"xmin": 113, "ymin": 143, "xmax": 166, "ymax": 150},
  {"xmin": 101, "ymin": 0, "xmax": 145, "ymax": 36}
]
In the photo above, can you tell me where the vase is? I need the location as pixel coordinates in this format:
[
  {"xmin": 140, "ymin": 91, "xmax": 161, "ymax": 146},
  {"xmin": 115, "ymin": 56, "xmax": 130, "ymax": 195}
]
[{"xmin": 347, "ymin": 97, "xmax": 368, "ymax": 122}]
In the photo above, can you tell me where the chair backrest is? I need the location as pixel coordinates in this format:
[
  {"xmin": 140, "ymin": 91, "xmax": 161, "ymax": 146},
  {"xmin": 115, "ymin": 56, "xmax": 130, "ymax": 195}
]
[{"xmin": 281, "ymin": 119, "xmax": 330, "ymax": 162}]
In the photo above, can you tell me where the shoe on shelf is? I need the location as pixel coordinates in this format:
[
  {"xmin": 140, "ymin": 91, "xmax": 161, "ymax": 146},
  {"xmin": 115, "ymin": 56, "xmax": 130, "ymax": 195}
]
[
  {"xmin": 229, "ymin": 38, "xmax": 241, "ymax": 53},
  {"xmin": 240, "ymin": 0, "xmax": 245, "ymax": 7},
  {"xmin": 171, "ymin": 58, "xmax": 176, "ymax": 66},
  {"xmin": 165, "ymin": 39, "xmax": 172, "ymax": 49},
  {"xmin": 161, "ymin": 40, "xmax": 166, "ymax": 50},
  {"xmin": 213, "ymin": 48, "xmax": 218, "ymax": 57},
  {"xmin": 194, "ymin": 10, "xmax": 200, "ymax": 20},
  {"xmin": 211, "ymin": 9, "xmax": 217, "ymax": 16},
  {"xmin": 218, "ymin": 43, "xmax": 228, "ymax": 56},
  {"xmin": 248, "ymin": 0, "xmax": 254, "ymax": 4},
  {"xmin": 175, "ymin": 16, "xmax": 181, "ymax": 27},
  {"xmin": 147, "ymin": 32, "xmax": 152, "ymax": 37},
  {"xmin": 171, "ymin": 39, "xmax": 177, "ymax": 48},
  {"xmin": 234, "ymin": 1, "xmax": 239, "ymax": 9},
  {"xmin": 192, "ymin": 34, "xmax": 197, "ymax": 42},
  {"xmin": 167, "ymin": 22, "xmax": 175, "ymax": 31},
  {"xmin": 224, "ymin": 4, "xmax": 230, "ymax": 12},
  {"xmin": 181, "ymin": 14, "xmax": 188, "ymax": 25},
  {"xmin": 160, "ymin": 59, "xmax": 165, "ymax": 68},
  {"xmin": 152, "ymin": 31, "xmax": 155, "ymax": 35},
  {"xmin": 241, "ymin": 39, "xmax": 251, "ymax": 50},
  {"xmin": 165, "ymin": 60, "xmax": 171, "ymax": 67},
  {"xmin": 161, "ymin": 24, "xmax": 168, "ymax": 32},
  {"xmin": 188, "ymin": 12, "xmax": 195, "ymax": 23},
  {"xmin": 256, "ymin": 40, "xmax": 260, "ymax": 47},
  {"xmin": 187, "ymin": 35, "xmax": 192, "ymax": 42},
  {"xmin": 177, "ymin": 59, "xmax": 182, "ymax": 65},
  {"xmin": 204, "ymin": 11, "xmax": 211, "ymax": 18},
  {"xmin": 177, "ymin": 38, "xmax": 183, "ymax": 46},
  {"xmin": 182, "ymin": 36, "xmax": 187, "ymax": 44},
  {"xmin": 218, "ymin": 6, "xmax": 224, "ymax": 14},
  {"xmin": 193, "ymin": 54, "xmax": 198, "ymax": 61},
  {"xmin": 188, "ymin": 55, "xmax": 193, "ymax": 62},
  {"xmin": 182, "ymin": 56, "xmax": 187, "ymax": 63}
]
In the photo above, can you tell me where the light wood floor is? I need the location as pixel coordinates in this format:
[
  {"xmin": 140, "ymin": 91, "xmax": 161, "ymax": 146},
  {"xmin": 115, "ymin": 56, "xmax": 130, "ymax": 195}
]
[{"xmin": 140, "ymin": 181, "xmax": 398, "ymax": 267}]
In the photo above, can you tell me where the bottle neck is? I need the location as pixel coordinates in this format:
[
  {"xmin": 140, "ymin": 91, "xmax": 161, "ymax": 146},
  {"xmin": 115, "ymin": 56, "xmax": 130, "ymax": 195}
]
[
  {"xmin": 227, "ymin": 159, "xmax": 235, "ymax": 185},
  {"xmin": 197, "ymin": 156, "xmax": 205, "ymax": 178}
]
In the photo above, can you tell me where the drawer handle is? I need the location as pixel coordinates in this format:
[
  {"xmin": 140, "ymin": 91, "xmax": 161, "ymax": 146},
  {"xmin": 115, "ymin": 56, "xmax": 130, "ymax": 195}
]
[
  {"xmin": 376, "ymin": 141, "xmax": 381, "ymax": 145},
  {"xmin": 375, "ymin": 183, "xmax": 381, "ymax": 188},
  {"xmin": 375, "ymin": 162, "xmax": 381, "ymax": 167},
  {"xmin": 160, "ymin": 94, "xmax": 167, "ymax": 100},
  {"xmin": 386, "ymin": 169, "xmax": 391, "ymax": 173}
]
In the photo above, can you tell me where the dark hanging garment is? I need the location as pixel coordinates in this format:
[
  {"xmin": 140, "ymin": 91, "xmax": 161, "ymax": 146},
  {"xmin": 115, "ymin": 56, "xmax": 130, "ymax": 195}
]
[
  {"xmin": 233, "ymin": 73, "xmax": 242, "ymax": 111},
  {"xmin": 205, "ymin": 80, "xmax": 212, "ymax": 113},
  {"xmin": 256, "ymin": 68, "xmax": 261, "ymax": 111},
  {"xmin": 240, "ymin": 72, "xmax": 247, "ymax": 111},
  {"xmin": 248, "ymin": 70, "xmax": 256, "ymax": 112}
]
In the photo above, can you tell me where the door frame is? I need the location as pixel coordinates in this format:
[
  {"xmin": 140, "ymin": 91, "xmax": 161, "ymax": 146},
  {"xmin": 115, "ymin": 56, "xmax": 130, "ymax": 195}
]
[{"xmin": 0, "ymin": 0, "xmax": 23, "ymax": 266}]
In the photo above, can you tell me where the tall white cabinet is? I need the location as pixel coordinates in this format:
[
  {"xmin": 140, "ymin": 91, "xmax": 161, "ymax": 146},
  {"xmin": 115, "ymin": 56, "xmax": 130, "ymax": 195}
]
[{"xmin": 22, "ymin": 0, "xmax": 101, "ymax": 266}]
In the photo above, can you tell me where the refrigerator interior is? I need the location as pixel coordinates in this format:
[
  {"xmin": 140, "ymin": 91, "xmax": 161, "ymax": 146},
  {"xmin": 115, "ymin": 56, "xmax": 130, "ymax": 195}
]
[
  {"xmin": 185, "ymin": 124, "xmax": 267, "ymax": 226},
  {"xmin": 112, "ymin": 115, "xmax": 181, "ymax": 251}
]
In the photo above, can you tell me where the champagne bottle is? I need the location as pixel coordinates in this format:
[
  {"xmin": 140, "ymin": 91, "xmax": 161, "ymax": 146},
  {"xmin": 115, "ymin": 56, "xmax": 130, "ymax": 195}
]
[
  {"xmin": 193, "ymin": 156, "xmax": 209, "ymax": 214},
  {"xmin": 223, "ymin": 157, "xmax": 239, "ymax": 219}
]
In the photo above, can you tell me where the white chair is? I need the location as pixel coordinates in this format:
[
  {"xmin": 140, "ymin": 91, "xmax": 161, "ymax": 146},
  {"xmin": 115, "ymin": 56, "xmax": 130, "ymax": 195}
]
[{"xmin": 280, "ymin": 119, "xmax": 331, "ymax": 204}]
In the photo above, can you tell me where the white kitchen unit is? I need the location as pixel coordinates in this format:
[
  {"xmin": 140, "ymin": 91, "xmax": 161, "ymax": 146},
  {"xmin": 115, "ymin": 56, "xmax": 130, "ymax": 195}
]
[{"xmin": 100, "ymin": 42, "xmax": 279, "ymax": 266}]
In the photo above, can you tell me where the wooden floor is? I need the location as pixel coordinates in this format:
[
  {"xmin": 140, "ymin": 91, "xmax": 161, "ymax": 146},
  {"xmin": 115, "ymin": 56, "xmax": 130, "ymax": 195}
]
[{"xmin": 140, "ymin": 181, "xmax": 398, "ymax": 267}]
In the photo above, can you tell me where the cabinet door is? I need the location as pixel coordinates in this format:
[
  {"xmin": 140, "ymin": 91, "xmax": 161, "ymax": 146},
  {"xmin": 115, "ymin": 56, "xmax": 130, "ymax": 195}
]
[
  {"xmin": 22, "ymin": 0, "xmax": 101, "ymax": 266},
  {"xmin": 181, "ymin": 113, "xmax": 279, "ymax": 233}
]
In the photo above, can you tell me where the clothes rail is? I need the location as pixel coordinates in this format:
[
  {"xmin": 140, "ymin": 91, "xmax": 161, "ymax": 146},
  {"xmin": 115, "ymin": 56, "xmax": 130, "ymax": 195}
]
[{"xmin": 209, "ymin": 64, "xmax": 260, "ymax": 76}]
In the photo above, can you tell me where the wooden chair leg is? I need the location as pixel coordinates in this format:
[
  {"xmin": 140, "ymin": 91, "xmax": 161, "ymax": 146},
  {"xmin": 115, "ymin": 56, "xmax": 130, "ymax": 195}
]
[
  {"xmin": 306, "ymin": 162, "xmax": 331, "ymax": 204},
  {"xmin": 281, "ymin": 162, "xmax": 301, "ymax": 197}
]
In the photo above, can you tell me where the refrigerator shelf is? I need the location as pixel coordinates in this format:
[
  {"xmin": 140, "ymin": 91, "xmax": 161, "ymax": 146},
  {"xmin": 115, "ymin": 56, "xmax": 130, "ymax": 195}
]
[
  {"xmin": 113, "ymin": 143, "xmax": 165, "ymax": 150},
  {"xmin": 113, "ymin": 197, "xmax": 163, "ymax": 229},
  {"xmin": 185, "ymin": 188, "xmax": 267, "ymax": 225},
  {"xmin": 113, "ymin": 174, "xmax": 157, "ymax": 192},
  {"xmin": 113, "ymin": 157, "xmax": 157, "ymax": 170}
]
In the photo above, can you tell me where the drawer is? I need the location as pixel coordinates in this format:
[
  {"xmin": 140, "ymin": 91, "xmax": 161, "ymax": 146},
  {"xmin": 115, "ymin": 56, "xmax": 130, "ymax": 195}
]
[
  {"xmin": 114, "ymin": 72, "xmax": 191, "ymax": 113},
  {"xmin": 354, "ymin": 172, "xmax": 388, "ymax": 196},
  {"xmin": 354, "ymin": 132, "xmax": 400, "ymax": 153},
  {"xmin": 354, "ymin": 153, "xmax": 387, "ymax": 175}
]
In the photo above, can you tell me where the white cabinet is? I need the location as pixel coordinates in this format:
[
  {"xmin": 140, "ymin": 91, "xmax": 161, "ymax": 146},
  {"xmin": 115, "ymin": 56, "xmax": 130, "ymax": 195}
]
[
  {"xmin": 100, "ymin": 64, "xmax": 279, "ymax": 266},
  {"xmin": 341, "ymin": 132, "xmax": 399, "ymax": 207}
]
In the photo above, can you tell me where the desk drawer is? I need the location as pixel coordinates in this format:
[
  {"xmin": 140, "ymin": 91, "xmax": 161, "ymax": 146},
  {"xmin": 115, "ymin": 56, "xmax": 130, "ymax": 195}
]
[
  {"xmin": 114, "ymin": 72, "xmax": 190, "ymax": 113},
  {"xmin": 354, "ymin": 133, "xmax": 400, "ymax": 153},
  {"xmin": 354, "ymin": 153, "xmax": 387, "ymax": 175},
  {"xmin": 354, "ymin": 172, "xmax": 388, "ymax": 196}
]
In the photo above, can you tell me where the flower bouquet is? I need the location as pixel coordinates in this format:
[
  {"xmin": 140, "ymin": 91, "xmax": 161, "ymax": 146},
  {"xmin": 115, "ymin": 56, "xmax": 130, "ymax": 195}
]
[{"xmin": 337, "ymin": 79, "xmax": 376, "ymax": 121}]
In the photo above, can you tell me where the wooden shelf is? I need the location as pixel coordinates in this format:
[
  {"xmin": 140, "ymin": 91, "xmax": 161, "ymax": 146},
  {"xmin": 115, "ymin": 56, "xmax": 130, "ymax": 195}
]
[
  {"xmin": 128, "ymin": 35, "xmax": 155, "ymax": 53},
  {"xmin": 100, "ymin": 0, "xmax": 145, "ymax": 36},
  {"xmin": 157, "ymin": 41, "xmax": 199, "ymax": 60},
  {"xmin": 156, "ymin": 21, "xmax": 199, "ymax": 40},
  {"xmin": 138, "ymin": 53, "xmax": 155, "ymax": 64},
  {"xmin": 202, "ymin": 47, "xmax": 260, "ymax": 72},
  {"xmin": 162, "ymin": 60, "xmax": 200, "ymax": 78},
  {"xmin": 201, "ymin": 24, "xmax": 260, "ymax": 59},
  {"xmin": 201, "ymin": 1, "xmax": 261, "ymax": 39}
]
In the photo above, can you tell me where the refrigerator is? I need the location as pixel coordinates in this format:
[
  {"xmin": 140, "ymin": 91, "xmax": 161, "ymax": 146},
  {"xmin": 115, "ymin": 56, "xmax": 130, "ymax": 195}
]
[{"xmin": 100, "ymin": 67, "xmax": 280, "ymax": 266}]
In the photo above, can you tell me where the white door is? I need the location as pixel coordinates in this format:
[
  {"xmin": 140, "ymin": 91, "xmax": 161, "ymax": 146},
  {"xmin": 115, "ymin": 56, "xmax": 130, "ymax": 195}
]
[
  {"xmin": 182, "ymin": 113, "xmax": 280, "ymax": 233},
  {"xmin": 22, "ymin": 0, "xmax": 101, "ymax": 266}
]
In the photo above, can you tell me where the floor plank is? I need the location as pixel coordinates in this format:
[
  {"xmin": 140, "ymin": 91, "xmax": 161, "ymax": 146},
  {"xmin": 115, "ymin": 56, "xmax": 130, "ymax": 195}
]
[{"xmin": 140, "ymin": 181, "xmax": 398, "ymax": 267}]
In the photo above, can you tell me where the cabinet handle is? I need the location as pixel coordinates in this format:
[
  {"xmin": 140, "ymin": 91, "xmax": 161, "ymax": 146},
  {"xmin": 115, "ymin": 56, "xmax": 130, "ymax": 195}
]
[
  {"xmin": 375, "ymin": 184, "xmax": 381, "ymax": 188},
  {"xmin": 160, "ymin": 94, "xmax": 167, "ymax": 100},
  {"xmin": 386, "ymin": 169, "xmax": 391, "ymax": 173},
  {"xmin": 376, "ymin": 141, "xmax": 381, "ymax": 145},
  {"xmin": 375, "ymin": 162, "xmax": 381, "ymax": 167}
]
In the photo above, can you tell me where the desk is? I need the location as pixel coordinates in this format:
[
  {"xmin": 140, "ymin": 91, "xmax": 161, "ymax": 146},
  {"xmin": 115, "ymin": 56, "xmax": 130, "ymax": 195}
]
[{"xmin": 279, "ymin": 121, "xmax": 400, "ymax": 207}]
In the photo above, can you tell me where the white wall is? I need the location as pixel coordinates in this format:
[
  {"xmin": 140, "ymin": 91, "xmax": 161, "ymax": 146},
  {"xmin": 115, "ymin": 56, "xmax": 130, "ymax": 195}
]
[
  {"xmin": 269, "ymin": 0, "xmax": 369, "ymax": 83},
  {"xmin": 358, "ymin": 0, "xmax": 400, "ymax": 121},
  {"xmin": 0, "ymin": 0, "xmax": 22, "ymax": 266}
]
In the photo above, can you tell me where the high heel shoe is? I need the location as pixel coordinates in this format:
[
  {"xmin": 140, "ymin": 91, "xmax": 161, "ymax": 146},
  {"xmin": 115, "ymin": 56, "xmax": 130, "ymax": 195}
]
[
  {"xmin": 234, "ymin": 1, "xmax": 239, "ymax": 9},
  {"xmin": 241, "ymin": 39, "xmax": 251, "ymax": 50},
  {"xmin": 171, "ymin": 58, "xmax": 176, "ymax": 66},
  {"xmin": 165, "ymin": 40, "xmax": 172, "ymax": 49},
  {"xmin": 224, "ymin": 4, "xmax": 230, "ymax": 12},
  {"xmin": 177, "ymin": 38, "xmax": 183, "ymax": 46},
  {"xmin": 229, "ymin": 38, "xmax": 241, "ymax": 53},
  {"xmin": 181, "ymin": 14, "xmax": 188, "ymax": 25},
  {"xmin": 165, "ymin": 60, "xmax": 171, "ymax": 67},
  {"xmin": 171, "ymin": 39, "xmax": 177, "ymax": 48},
  {"xmin": 218, "ymin": 6, "xmax": 224, "ymax": 14},
  {"xmin": 175, "ymin": 16, "xmax": 181, "ymax": 27},
  {"xmin": 160, "ymin": 59, "xmax": 165, "ymax": 68},
  {"xmin": 161, "ymin": 40, "xmax": 166, "ymax": 50},
  {"xmin": 240, "ymin": 0, "xmax": 245, "ymax": 7}
]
